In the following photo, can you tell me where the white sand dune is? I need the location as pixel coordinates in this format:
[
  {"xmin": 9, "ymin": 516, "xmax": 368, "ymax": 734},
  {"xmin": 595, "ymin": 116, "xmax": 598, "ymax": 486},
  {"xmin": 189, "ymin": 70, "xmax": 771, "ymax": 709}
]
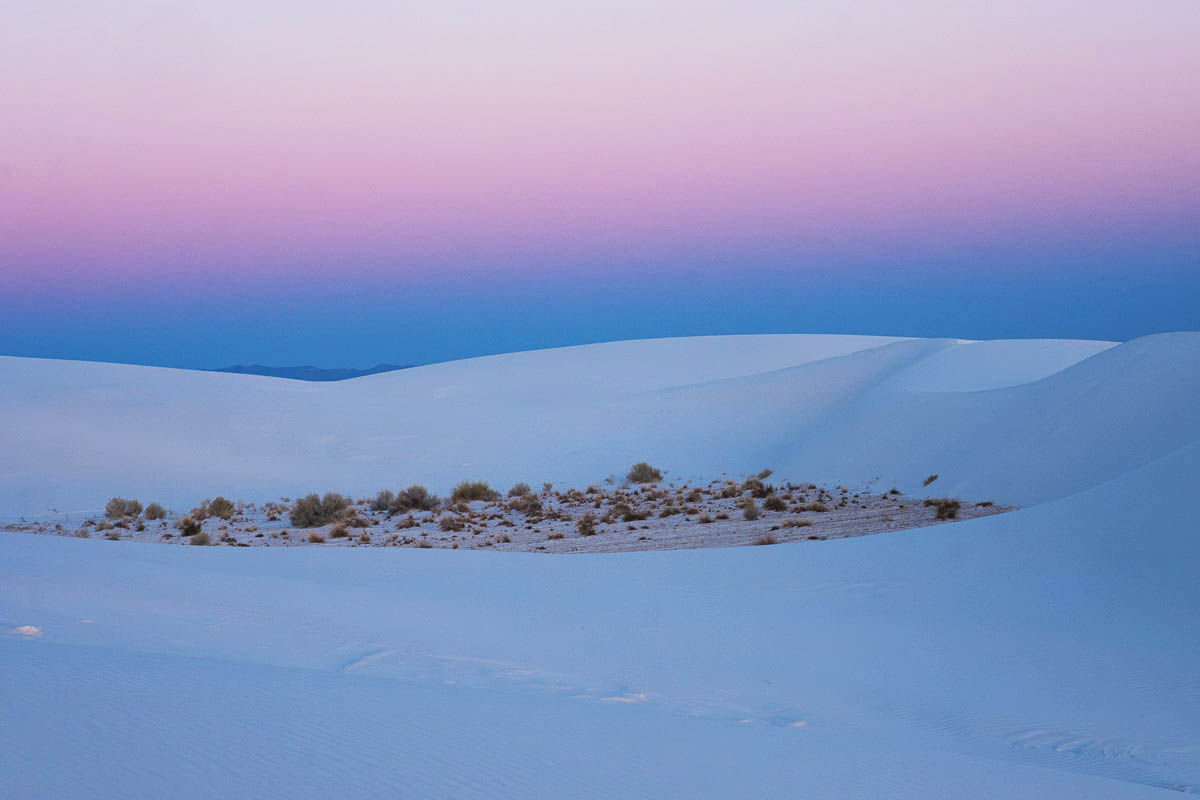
[
  {"xmin": 1, "ymin": 332, "xmax": 1195, "ymax": 514},
  {"xmin": 2, "ymin": 333, "xmax": 1198, "ymax": 797}
]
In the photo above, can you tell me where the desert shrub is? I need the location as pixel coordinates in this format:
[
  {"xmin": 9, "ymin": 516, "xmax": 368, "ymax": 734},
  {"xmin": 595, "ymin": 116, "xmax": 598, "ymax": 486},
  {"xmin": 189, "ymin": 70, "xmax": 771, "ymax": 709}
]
[
  {"xmin": 307, "ymin": 532, "xmax": 326, "ymax": 543},
  {"xmin": 144, "ymin": 502, "xmax": 166, "ymax": 520},
  {"xmin": 756, "ymin": 469, "xmax": 773, "ymax": 480},
  {"xmin": 390, "ymin": 485, "xmax": 439, "ymax": 513},
  {"xmin": 189, "ymin": 531, "xmax": 210, "ymax": 546},
  {"xmin": 742, "ymin": 499, "xmax": 760, "ymax": 521},
  {"xmin": 395, "ymin": 515, "xmax": 419, "ymax": 529},
  {"xmin": 753, "ymin": 534, "xmax": 778, "ymax": 546},
  {"xmin": 346, "ymin": 515, "xmax": 370, "ymax": 528},
  {"xmin": 924, "ymin": 498, "xmax": 961, "ymax": 520},
  {"xmin": 289, "ymin": 493, "xmax": 350, "ymax": 527},
  {"xmin": 698, "ymin": 514, "xmax": 713, "ymax": 524},
  {"xmin": 208, "ymin": 496, "xmax": 235, "ymax": 520},
  {"xmin": 499, "ymin": 534, "xmax": 512, "ymax": 543},
  {"xmin": 508, "ymin": 482, "xmax": 532, "ymax": 498},
  {"xmin": 782, "ymin": 518, "xmax": 813, "ymax": 528},
  {"xmin": 577, "ymin": 513, "xmax": 597, "ymax": 536},
  {"xmin": 105, "ymin": 497, "xmax": 142, "ymax": 519},
  {"xmin": 923, "ymin": 474, "xmax": 939, "ymax": 486},
  {"xmin": 330, "ymin": 524, "xmax": 349, "ymax": 538},
  {"xmin": 616, "ymin": 504, "xmax": 648, "ymax": 522},
  {"xmin": 626, "ymin": 462, "xmax": 662, "ymax": 484},
  {"xmin": 451, "ymin": 480, "xmax": 499, "ymax": 503},
  {"xmin": 177, "ymin": 516, "xmax": 202, "ymax": 537},
  {"xmin": 719, "ymin": 485, "xmax": 739, "ymax": 499},
  {"xmin": 547, "ymin": 530, "xmax": 565, "ymax": 540},
  {"xmin": 509, "ymin": 493, "xmax": 542, "ymax": 516},
  {"xmin": 763, "ymin": 495, "xmax": 786, "ymax": 512},
  {"xmin": 372, "ymin": 489, "xmax": 395, "ymax": 511},
  {"xmin": 800, "ymin": 502, "xmax": 829, "ymax": 513},
  {"xmin": 438, "ymin": 515, "xmax": 465, "ymax": 532}
]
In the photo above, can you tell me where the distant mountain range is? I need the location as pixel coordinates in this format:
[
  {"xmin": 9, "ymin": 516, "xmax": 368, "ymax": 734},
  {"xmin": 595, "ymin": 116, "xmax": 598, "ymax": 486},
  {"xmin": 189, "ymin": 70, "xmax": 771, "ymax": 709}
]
[{"xmin": 210, "ymin": 364, "xmax": 414, "ymax": 381}]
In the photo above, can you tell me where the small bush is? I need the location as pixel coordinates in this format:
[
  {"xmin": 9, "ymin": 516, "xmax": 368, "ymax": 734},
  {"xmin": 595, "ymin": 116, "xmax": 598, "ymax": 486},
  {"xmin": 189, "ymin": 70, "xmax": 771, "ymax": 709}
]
[
  {"xmin": 438, "ymin": 515, "xmax": 465, "ymax": 532},
  {"xmin": 753, "ymin": 534, "xmax": 778, "ymax": 546},
  {"xmin": 742, "ymin": 500, "xmax": 760, "ymax": 521},
  {"xmin": 144, "ymin": 502, "xmax": 166, "ymax": 520},
  {"xmin": 390, "ymin": 485, "xmax": 439, "ymax": 513},
  {"xmin": 330, "ymin": 524, "xmax": 349, "ymax": 538},
  {"xmin": 105, "ymin": 497, "xmax": 142, "ymax": 519},
  {"xmin": 924, "ymin": 498, "xmax": 961, "ymax": 520},
  {"xmin": 289, "ymin": 493, "xmax": 350, "ymax": 527},
  {"xmin": 395, "ymin": 515, "xmax": 419, "ymax": 529},
  {"xmin": 763, "ymin": 495, "xmax": 786, "ymax": 512},
  {"xmin": 698, "ymin": 514, "xmax": 713, "ymax": 524},
  {"xmin": 177, "ymin": 516, "xmax": 202, "ymax": 537},
  {"xmin": 509, "ymin": 493, "xmax": 542, "ymax": 516},
  {"xmin": 577, "ymin": 513, "xmax": 597, "ymax": 536},
  {"xmin": 208, "ymin": 496, "xmax": 235, "ymax": 520},
  {"xmin": 372, "ymin": 489, "xmax": 395, "ymax": 511},
  {"xmin": 547, "ymin": 530, "xmax": 565, "ymax": 540},
  {"xmin": 626, "ymin": 462, "xmax": 663, "ymax": 484},
  {"xmin": 923, "ymin": 474, "xmax": 939, "ymax": 486},
  {"xmin": 189, "ymin": 532, "xmax": 210, "ymax": 546},
  {"xmin": 451, "ymin": 480, "xmax": 500, "ymax": 503},
  {"xmin": 508, "ymin": 482, "xmax": 532, "ymax": 498},
  {"xmin": 307, "ymin": 532, "xmax": 326, "ymax": 543}
]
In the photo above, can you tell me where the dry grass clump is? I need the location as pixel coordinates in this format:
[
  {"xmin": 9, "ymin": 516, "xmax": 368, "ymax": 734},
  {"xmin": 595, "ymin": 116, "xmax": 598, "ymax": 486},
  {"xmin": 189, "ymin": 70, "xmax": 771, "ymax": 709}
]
[
  {"xmin": 390, "ymin": 485, "xmax": 439, "ymax": 513},
  {"xmin": 329, "ymin": 523, "xmax": 349, "ymax": 538},
  {"xmin": 762, "ymin": 495, "xmax": 787, "ymax": 512},
  {"xmin": 626, "ymin": 462, "xmax": 663, "ymax": 484},
  {"xmin": 451, "ymin": 480, "xmax": 500, "ymax": 503},
  {"xmin": 177, "ymin": 516, "xmax": 202, "ymax": 537},
  {"xmin": 289, "ymin": 493, "xmax": 350, "ymax": 527},
  {"xmin": 416, "ymin": 538, "xmax": 433, "ymax": 548},
  {"xmin": 438, "ymin": 515, "xmax": 466, "ymax": 532},
  {"xmin": 753, "ymin": 533, "xmax": 778, "ymax": 546},
  {"xmin": 924, "ymin": 498, "xmax": 961, "ymax": 520},
  {"xmin": 307, "ymin": 532, "xmax": 326, "ymax": 543},
  {"xmin": 799, "ymin": 502, "xmax": 829, "ymax": 513},
  {"xmin": 508, "ymin": 493, "xmax": 542, "ymax": 516},
  {"xmin": 144, "ymin": 502, "xmax": 166, "ymax": 520},
  {"xmin": 189, "ymin": 531, "xmax": 210, "ymax": 546},
  {"xmin": 547, "ymin": 530, "xmax": 566, "ymax": 540},
  {"xmin": 395, "ymin": 515, "xmax": 419, "ymax": 529},
  {"xmin": 508, "ymin": 482, "xmax": 532, "ymax": 498},
  {"xmin": 742, "ymin": 499, "xmax": 760, "ymax": 521},
  {"xmin": 782, "ymin": 518, "xmax": 813, "ymax": 528},
  {"xmin": 577, "ymin": 513, "xmax": 597, "ymax": 536},
  {"xmin": 208, "ymin": 496, "xmax": 236, "ymax": 520},
  {"xmin": 105, "ymin": 497, "xmax": 142, "ymax": 519}
]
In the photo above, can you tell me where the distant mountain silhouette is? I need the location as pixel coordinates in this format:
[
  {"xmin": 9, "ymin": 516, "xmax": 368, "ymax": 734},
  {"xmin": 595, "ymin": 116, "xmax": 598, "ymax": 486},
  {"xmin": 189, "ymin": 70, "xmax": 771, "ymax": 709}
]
[{"xmin": 210, "ymin": 363, "xmax": 414, "ymax": 381}]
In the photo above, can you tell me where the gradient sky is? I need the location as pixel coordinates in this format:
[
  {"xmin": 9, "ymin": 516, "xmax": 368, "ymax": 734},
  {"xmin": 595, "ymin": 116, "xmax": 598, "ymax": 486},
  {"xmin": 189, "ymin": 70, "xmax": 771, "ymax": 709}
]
[{"xmin": 2, "ymin": 0, "xmax": 1198, "ymax": 367}]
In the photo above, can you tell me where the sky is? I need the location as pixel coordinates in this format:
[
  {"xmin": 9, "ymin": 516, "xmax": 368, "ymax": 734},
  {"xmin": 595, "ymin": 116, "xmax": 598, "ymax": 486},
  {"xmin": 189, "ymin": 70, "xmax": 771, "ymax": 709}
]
[{"xmin": 2, "ymin": 0, "xmax": 1197, "ymax": 368}]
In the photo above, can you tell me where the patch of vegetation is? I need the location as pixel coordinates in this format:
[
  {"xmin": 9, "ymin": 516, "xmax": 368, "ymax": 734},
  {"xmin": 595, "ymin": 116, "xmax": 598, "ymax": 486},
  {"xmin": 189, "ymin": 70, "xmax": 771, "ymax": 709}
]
[
  {"xmin": 577, "ymin": 513, "xmax": 597, "ymax": 536},
  {"xmin": 105, "ymin": 497, "xmax": 142, "ymax": 519},
  {"xmin": 450, "ymin": 480, "xmax": 500, "ymax": 503},
  {"xmin": 509, "ymin": 492, "xmax": 542, "ymax": 516},
  {"xmin": 390, "ymin": 485, "xmax": 439, "ymax": 513},
  {"xmin": 762, "ymin": 495, "xmax": 787, "ymax": 512},
  {"xmin": 547, "ymin": 530, "xmax": 565, "ymax": 540},
  {"xmin": 753, "ymin": 534, "xmax": 777, "ymax": 546},
  {"xmin": 742, "ymin": 499, "xmax": 761, "ymax": 521},
  {"xmin": 177, "ymin": 516, "xmax": 202, "ymax": 537},
  {"xmin": 289, "ymin": 493, "xmax": 351, "ymax": 527},
  {"xmin": 626, "ymin": 462, "xmax": 663, "ymax": 484},
  {"xmin": 508, "ymin": 482, "xmax": 532, "ymax": 497},
  {"xmin": 438, "ymin": 515, "xmax": 465, "ymax": 532},
  {"xmin": 307, "ymin": 532, "xmax": 326, "ymax": 543},
  {"xmin": 144, "ymin": 502, "xmax": 166, "ymax": 520},
  {"xmin": 372, "ymin": 489, "xmax": 395, "ymax": 511},
  {"xmin": 189, "ymin": 532, "xmax": 210, "ymax": 546},
  {"xmin": 924, "ymin": 498, "xmax": 961, "ymax": 520},
  {"xmin": 208, "ymin": 496, "xmax": 235, "ymax": 520}
]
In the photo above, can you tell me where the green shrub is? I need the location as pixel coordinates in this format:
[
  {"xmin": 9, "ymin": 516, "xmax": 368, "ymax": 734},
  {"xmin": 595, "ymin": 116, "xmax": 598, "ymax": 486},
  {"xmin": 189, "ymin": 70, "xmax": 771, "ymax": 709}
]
[
  {"xmin": 144, "ymin": 502, "xmax": 166, "ymax": 520},
  {"xmin": 451, "ymin": 480, "xmax": 500, "ymax": 503},
  {"xmin": 626, "ymin": 462, "xmax": 662, "ymax": 483},
  {"xmin": 289, "ymin": 492, "xmax": 350, "ymax": 527}
]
